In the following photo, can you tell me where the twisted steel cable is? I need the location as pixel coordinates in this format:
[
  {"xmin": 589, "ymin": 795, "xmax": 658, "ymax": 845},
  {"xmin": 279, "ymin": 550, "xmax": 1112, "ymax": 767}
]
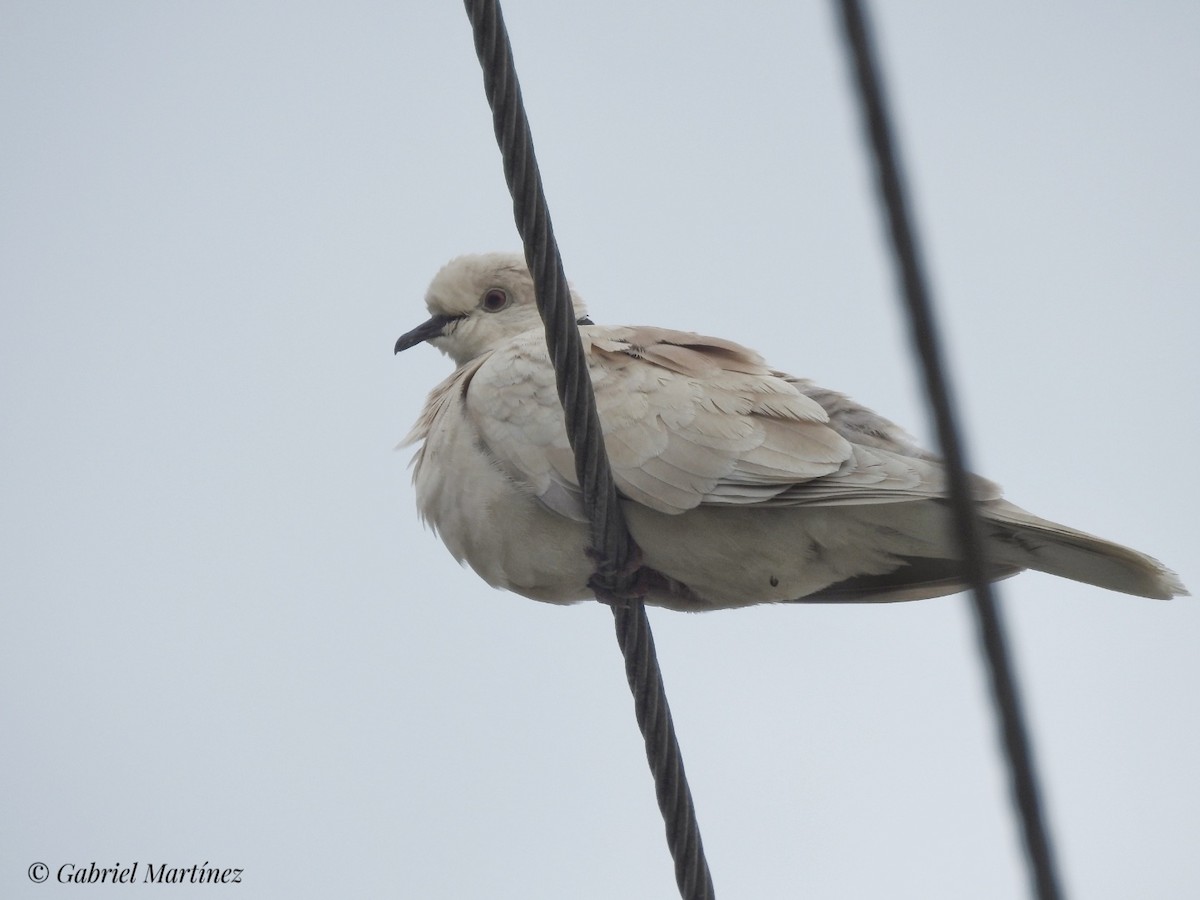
[
  {"xmin": 834, "ymin": 2, "xmax": 1064, "ymax": 897},
  {"xmin": 462, "ymin": 1, "xmax": 715, "ymax": 897}
]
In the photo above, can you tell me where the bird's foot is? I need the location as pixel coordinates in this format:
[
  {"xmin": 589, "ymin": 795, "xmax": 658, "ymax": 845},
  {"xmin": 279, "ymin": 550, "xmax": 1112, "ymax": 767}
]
[{"xmin": 586, "ymin": 541, "xmax": 647, "ymax": 606}]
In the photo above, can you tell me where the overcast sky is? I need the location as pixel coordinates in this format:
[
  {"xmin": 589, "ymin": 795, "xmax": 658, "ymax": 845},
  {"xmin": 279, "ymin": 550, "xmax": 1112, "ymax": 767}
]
[{"xmin": 3, "ymin": 2, "xmax": 1197, "ymax": 898}]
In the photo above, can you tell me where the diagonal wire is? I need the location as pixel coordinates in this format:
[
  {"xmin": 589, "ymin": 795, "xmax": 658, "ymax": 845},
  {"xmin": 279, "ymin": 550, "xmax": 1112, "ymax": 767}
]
[
  {"xmin": 832, "ymin": 2, "xmax": 1064, "ymax": 898},
  {"xmin": 460, "ymin": 1, "xmax": 715, "ymax": 897}
]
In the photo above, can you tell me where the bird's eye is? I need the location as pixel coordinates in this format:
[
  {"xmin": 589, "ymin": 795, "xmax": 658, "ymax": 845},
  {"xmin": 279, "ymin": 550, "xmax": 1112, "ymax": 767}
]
[{"xmin": 481, "ymin": 288, "xmax": 509, "ymax": 312}]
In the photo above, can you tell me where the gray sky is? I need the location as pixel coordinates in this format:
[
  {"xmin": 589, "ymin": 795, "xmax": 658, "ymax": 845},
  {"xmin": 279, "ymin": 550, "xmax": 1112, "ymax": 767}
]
[{"xmin": 3, "ymin": 2, "xmax": 1197, "ymax": 898}]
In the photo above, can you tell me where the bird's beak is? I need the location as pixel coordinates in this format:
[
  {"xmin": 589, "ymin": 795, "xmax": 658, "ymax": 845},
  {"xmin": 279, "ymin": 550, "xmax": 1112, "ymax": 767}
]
[{"xmin": 394, "ymin": 314, "xmax": 458, "ymax": 354}]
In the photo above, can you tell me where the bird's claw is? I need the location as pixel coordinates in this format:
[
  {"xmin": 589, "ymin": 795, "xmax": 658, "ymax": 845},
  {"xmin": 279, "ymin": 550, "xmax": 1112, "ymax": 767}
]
[{"xmin": 587, "ymin": 541, "xmax": 646, "ymax": 606}]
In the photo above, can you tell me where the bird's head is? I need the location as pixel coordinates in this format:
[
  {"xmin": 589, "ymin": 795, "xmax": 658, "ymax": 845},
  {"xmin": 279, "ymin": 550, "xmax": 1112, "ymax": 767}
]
[{"xmin": 394, "ymin": 252, "xmax": 590, "ymax": 367}]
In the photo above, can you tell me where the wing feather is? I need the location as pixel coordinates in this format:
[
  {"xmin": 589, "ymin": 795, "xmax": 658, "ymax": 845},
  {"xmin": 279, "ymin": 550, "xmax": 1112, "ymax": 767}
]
[{"xmin": 466, "ymin": 324, "xmax": 981, "ymax": 517}]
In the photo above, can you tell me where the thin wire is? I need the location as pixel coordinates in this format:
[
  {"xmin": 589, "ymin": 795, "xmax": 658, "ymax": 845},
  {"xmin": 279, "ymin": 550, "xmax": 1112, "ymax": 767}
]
[
  {"xmin": 461, "ymin": 1, "xmax": 715, "ymax": 897},
  {"xmin": 833, "ymin": 3, "xmax": 1064, "ymax": 898}
]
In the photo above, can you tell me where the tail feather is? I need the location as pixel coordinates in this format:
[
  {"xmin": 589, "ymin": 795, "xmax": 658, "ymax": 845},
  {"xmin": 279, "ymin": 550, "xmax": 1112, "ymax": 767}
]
[{"xmin": 982, "ymin": 500, "xmax": 1188, "ymax": 600}]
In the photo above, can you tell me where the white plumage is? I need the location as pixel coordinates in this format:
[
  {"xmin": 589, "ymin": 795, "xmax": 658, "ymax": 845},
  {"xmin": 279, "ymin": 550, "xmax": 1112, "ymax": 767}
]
[{"xmin": 394, "ymin": 253, "xmax": 1187, "ymax": 610}]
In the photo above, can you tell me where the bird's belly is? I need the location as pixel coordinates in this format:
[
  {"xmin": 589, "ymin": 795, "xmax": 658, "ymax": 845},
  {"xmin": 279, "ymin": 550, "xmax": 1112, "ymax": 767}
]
[{"xmin": 626, "ymin": 504, "xmax": 923, "ymax": 609}]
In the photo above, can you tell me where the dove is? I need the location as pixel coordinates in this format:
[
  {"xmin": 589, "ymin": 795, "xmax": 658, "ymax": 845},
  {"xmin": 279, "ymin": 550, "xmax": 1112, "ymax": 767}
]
[{"xmin": 394, "ymin": 252, "xmax": 1187, "ymax": 610}]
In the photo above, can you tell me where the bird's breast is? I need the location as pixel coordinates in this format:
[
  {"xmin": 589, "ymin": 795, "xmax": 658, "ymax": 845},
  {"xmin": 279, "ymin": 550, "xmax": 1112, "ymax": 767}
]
[{"xmin": 411, "ymin": 387, "xmax": 593, "ymax": 604}]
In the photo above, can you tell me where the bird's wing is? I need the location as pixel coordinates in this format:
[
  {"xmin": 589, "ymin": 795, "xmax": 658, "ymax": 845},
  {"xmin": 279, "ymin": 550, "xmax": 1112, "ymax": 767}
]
[{"xmin": 465, "ymin": 325, "xmax": 998, "ymax": 517}]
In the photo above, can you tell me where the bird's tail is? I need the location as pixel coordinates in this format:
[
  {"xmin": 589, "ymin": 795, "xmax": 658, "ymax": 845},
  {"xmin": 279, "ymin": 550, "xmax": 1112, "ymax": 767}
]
[{"xmin": 981, "ymin": 500, "xmax": 1188, "ymax": 600}]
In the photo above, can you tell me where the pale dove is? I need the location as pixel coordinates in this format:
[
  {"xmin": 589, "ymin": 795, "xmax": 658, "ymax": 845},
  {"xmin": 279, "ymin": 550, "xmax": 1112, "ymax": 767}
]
[{"xmin": 394, "ymin": 253, "xmax": 1187, "ymax": 610}]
